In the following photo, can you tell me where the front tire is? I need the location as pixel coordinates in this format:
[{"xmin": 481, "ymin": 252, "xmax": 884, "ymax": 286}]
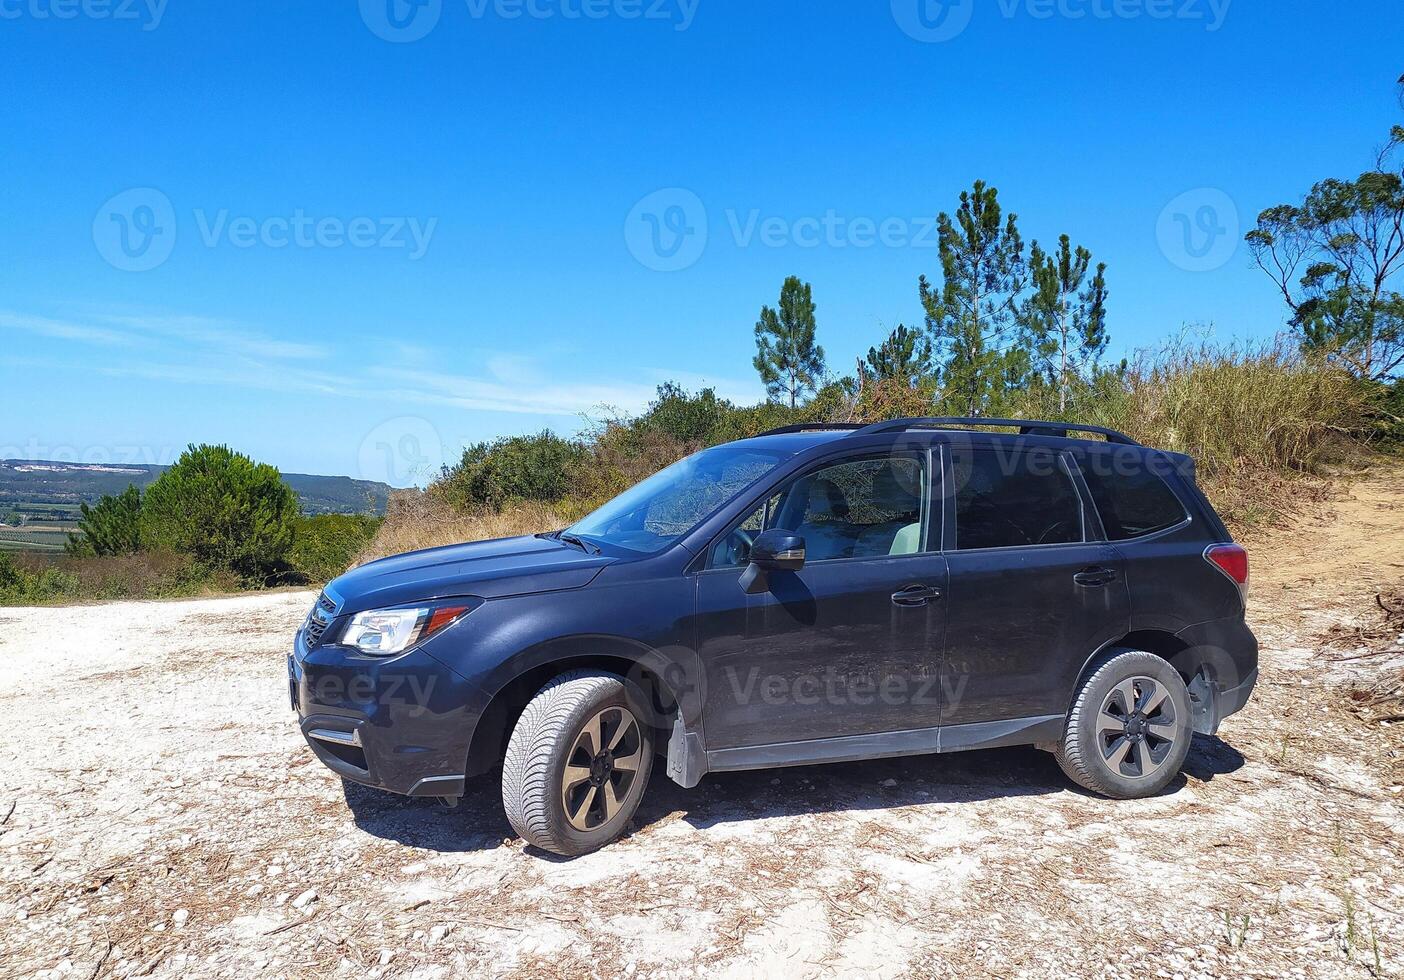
[
  {"xmin": 502, "ymin": 670, "xmax": 654, "ymax": 856},
  {"xmin": 1056, "ymin": 651, "xmax": 1192, "ymax": 799}
]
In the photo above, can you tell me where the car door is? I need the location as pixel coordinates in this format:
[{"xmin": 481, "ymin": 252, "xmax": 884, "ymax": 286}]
[
  {"xmin": 694, "ymin": 448, "xmax": 949, "ymax": 750},
  {"xmin": 939, "ymin": 444, "xmax": 1130, "ymax": 733}
]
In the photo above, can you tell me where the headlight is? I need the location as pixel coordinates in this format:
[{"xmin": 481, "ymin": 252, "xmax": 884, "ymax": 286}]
[{"xmin": 339, "ymin": 603, "xmax": 473, "ymax": 656}]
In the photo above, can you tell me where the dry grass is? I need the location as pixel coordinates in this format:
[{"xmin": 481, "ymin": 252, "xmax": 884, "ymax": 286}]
[
  {"xmin": 353, "ymin": 490, "xmax": 564, "ymax": 567},
  {"xmin": 1077, "ymin": 339, "xmax": 1374, "ymax": 533}
]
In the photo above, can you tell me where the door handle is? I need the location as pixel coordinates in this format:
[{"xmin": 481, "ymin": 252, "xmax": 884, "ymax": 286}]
[
  {"xmin": 892, "ymin": 584, "xmax": 942, "ymax": 607},
  {"xmin": 1074, "ymin": 567, "xmax": 1118, "ymax": 588}
]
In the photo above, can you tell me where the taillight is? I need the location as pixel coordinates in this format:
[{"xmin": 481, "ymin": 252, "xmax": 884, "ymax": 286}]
[{"xmin": 1205, "ymin": 544, "xmax": 1249, "ymax": 595}]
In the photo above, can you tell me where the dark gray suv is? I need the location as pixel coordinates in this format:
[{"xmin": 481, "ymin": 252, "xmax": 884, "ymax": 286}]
[{"xmin": 291, "ymin": 417, "xmax": 1257, "ymax": 855}]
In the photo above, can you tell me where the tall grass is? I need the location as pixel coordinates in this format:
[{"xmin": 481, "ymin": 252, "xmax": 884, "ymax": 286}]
[
  {"xmin": 353, "ymin": 491, "xmax": 564, "ymax": 567},
  {"xmin": 1068, "ymin": 341, "xmax": 1370, "ymax": 530},
  {"xmin": 1082, "ymin": 341, "xmax": 1368, "ymax": 476}
]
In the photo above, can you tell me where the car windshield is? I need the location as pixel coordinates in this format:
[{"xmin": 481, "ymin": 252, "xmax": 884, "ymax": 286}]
[{"xmin": 566, "ymin": 445, "xmax": 786, "ymax": 553}]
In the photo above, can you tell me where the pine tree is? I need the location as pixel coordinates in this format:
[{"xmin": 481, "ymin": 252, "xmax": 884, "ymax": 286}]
[
  {"xmin": 1022, "ymin": 235, "xmax": 1109, "ymax": 412},
  {"xmin": 919, "ymin": 181, "xmax": 1029, "ymax": 415},
  {"xmin": 865, "ymin": 324, "xmax": 934, "ymax": 386},
  {"xmin": 66, "ymin": 485, "xmax": 143, "ymax": 556},
  {"xmin": 753, "ymin": 276, "xmax": 826, "ymax": 408},
  {"xmin": 141, "ymin": 444, "xmax": 298, "ymax": 582}
]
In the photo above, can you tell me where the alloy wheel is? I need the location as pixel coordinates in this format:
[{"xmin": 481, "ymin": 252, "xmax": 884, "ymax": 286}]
[
  {"xmin": 560, "ymin": 706, "xmax": 645, "ymax": 832},
  {"xmin": 1096, "ymin": 676, "xmax": 1179, "ymax": 780}
]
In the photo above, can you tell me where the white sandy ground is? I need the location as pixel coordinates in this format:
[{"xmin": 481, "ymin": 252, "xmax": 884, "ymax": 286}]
[{"xmin": 1, "ymin": 469, "xmax": 1402, "ymax": 979}]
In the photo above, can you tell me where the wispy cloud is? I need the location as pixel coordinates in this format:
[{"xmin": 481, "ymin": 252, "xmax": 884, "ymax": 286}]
[
  {"xmin": 0, "ymin": 311, "xmax": 133, "ymax": 347},
  {"xmin": 93, "ymin": 313, "xmax": 328, "ymax": 361},
  {"xmin": 3, "ymin": 305, "xmax": 761, "ymax": 424}
]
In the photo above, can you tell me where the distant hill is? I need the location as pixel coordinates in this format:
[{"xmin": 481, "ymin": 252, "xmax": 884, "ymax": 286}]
[{"xmin": 0, "ymin": 460, "xmax": 390, "ymax": 526}]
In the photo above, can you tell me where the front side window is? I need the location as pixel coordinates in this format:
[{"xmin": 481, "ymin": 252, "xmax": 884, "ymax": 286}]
[
  {"xmin": 568, "ymin": 445, "xmax": 785, "ymax": 553},
  {"xmin": 953, "ymin": 450, "xmax": 1083, "ymax": 551},
  {"xmin": 711, "ymin": 455, "xmax": 929, "ymax": 568},
  {"xmin": 1080, "ymin": 456, "xmax": 1188, "ymax": 540}
]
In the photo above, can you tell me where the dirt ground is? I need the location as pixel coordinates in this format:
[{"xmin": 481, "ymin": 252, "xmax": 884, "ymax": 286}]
[{"xmin": 2, "ymin": 468, "xmax": 1402, "ymax": 979}]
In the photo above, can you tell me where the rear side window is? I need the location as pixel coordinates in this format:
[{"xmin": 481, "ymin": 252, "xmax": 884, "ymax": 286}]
[
  {"xmin": 953, "ymin": 450, "xmax": 1083, "ymax": 551},
  {"xmin": 1081, "ymin": 459, "xmax": 1188, "ymax": 540}
]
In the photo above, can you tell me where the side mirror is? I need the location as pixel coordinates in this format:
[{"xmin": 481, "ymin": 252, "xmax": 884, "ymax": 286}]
[
  {"xmin": 740, "ymin": 529, "xmax": 805, "ymax": 594},
  {"xmin": 750, "ymin": 529, "xmax": 806, "ymax": 571}
]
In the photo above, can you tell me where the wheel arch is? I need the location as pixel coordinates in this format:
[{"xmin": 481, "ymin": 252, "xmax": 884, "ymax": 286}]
[
  {"xmin": 464, "ymin": 636, "xmax": 690, "ymax": 778},
  {"xmin": 1070, "ymin": 629, "xmax": 1226, "ymax": 736}
]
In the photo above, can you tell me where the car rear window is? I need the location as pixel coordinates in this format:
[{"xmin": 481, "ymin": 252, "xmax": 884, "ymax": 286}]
[
  {"xmin": 1081, "ymin": 457, "xmax": 1188, "ymax": 540},
  {"xmin": 953, "ymin": 450, "xmax": 1083, "ymax": 551}
]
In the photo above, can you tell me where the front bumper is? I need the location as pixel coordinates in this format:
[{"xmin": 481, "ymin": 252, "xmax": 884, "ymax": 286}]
[{"xmin": 288, "ymin": 629, "xmax": 479, "ymax": 797}]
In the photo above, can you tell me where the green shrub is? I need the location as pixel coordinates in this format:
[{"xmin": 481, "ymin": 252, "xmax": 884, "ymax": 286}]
[
  {"xmin": 436, "ymin": 432, "xmax": 589, "ymax": 511},
  {"xmin": 0, "ymin": 550, "xmax": 227, "ymax": 606},
  {"xmin": 289, "ymin": 514, "xmax": 382, "ymax": 582},
  {"xmin": 141, "ymin": 443, "xmax": 299, "ymax": 583},
  {"xmin": 0, "ymin": 552, "xmax": 80, "ymax": 605},
  {"xmin": 66, "ymin": 484, "xmax": 143, "ymax": 557}
]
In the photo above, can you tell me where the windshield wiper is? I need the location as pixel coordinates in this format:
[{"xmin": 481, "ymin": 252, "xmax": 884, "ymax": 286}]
[{"xmin": 557, "ymin": 531, "xmax": 601, "ymax": 555}]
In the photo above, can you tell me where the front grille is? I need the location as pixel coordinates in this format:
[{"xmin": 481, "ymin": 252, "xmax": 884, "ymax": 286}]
[
  {"xmin": 303, "ymin": 592, "xmax": 337, "ymax": 649},
  {"xmin": 304, "ymin": 614, "xmax": 330, "ymax": 648}
]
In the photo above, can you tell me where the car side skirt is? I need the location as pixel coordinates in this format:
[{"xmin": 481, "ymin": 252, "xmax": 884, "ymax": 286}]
[{"xmin": 702, "ymin": 714, "xmax": 1064, "ymax": 776}]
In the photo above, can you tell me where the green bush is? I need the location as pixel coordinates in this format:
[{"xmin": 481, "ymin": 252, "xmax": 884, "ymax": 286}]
[
  {"xmin": 66, "ymin": 484, "xmax": 143, "ymax": 557},
  {"xmin": 436, "ymin": 432, "xmax": 589, "ymax": 511},
  {"xmin": 141, "ymin": 443, "xmax": 299, "ymax": 583},
  {"xmin": 289, "ymin": 514, "xmax": 382, "ymax": 582},
  {"xmin": 0, "ymin": 552, "xmax": 80, "ymax": 604}
]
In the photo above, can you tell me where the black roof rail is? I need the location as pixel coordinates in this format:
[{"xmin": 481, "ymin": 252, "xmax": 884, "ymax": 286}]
[
  {"xmin": 853, "ymin": 416, "xmax": 1142, "ymax": 446},
  {"xmin": 755, "ymin": 422, "xmax": 867, "ymax": 437}
]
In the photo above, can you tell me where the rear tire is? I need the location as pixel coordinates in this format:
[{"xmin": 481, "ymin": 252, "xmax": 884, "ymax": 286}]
[
  {"xmin": 1056, "ymin": 651, "xmax": 1192, "ymax": 799},
  {"xmin": 502, "ymin": 670, "xmax": 654, "ymax": 856}
]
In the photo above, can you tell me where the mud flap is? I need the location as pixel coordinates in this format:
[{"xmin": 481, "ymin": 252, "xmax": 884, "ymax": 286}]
[
  {"xmin": 1187, "ymin": 668, "xmax": 1219, "ymax": 736},
  {"xmin": 665, "ymin": 715, "xmax": 708, "ymax": 788}
]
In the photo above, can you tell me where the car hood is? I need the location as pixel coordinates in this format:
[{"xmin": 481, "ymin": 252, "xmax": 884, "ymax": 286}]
[{"xmin": 326, "ymin": 534, "xmax": 614, "ymax": 615}]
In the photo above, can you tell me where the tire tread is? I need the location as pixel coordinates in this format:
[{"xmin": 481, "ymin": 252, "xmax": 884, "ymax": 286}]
[
  {"xmin": 1055, "ymin": 650, "xmax": 1188, "ymax": 799},
  {"xmin": 501, "ymin": 670, "xmax": 628, "ymax": 854}
]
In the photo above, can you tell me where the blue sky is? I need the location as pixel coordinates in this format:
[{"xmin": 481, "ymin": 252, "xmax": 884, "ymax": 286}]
[{"xmin": 1, "ymin": 0, "xmax": 1400, "ymax": 485}]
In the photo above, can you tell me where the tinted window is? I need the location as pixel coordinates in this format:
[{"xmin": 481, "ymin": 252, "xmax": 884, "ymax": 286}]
[
  {"xmin": 1081, "ymin": 458, "xmax": 1188, "ymax": 540},
  {"xmin": 954, "ymin": 450, "xmax": 1082, "ymax": 551},
  {"xmin": 711, "ymin": 455, "xmax": 929, "ymax": 567}
]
